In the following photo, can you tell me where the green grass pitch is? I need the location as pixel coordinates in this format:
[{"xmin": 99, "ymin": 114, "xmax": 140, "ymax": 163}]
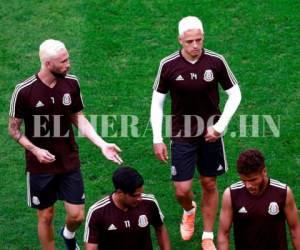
[{"xmin": 0, "ymin": 0, "xmax": 299, "ymax": 249}]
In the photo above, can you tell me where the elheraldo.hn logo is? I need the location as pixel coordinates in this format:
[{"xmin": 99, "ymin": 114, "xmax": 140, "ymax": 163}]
[{"xmin": 31, "ymin": 114, "xmax": 280, "ymax": 139}]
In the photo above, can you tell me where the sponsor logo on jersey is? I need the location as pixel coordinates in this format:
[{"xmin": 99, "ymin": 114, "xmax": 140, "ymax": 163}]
[
  {"xmin": 176, "ymin": 75, "xmax": 184, "ymax": 81},
  {"xmin": 171, "ymin": 166, "xmax": 177, "ymax": 176},
  {"xmin": 217, "ymin": 164, "xmax": 223, "ymax": 171},
  {"xmin": 138, "ymin": 215, "xmax": 149, "ymax": 228},
  {"xmin": 268, "ymin": 202, "xmax": 279, "ymax": 215},
  {"xmin": 32, "ymin": 196, "xmax": 40, "ymax": 205},
  {"xmin": 203, "ymin": 69, "xmax": 214, "ymax": 82},
  {"xmin": 108, "ymin": 224, "xmax": 117, "ymax": 230},
  {"xmin": 238, "ymin": 206, "xmax": 247, "ymax": 213},
  {"xmin": 35, "ymin": 100, "xmax": 45, "ymax": 108},
  {"xmin": 62, "ymin": 93, "xmax": 72, "ymax": 106}
]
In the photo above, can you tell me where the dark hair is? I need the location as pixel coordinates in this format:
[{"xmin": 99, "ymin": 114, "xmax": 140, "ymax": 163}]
[
  {"xmin": 237, "ymin": 149, "xmax": 265, "ymax": 175},
  {"xmin": 112, "ymin": 166, "xmax": 144, "ymax": 194}
]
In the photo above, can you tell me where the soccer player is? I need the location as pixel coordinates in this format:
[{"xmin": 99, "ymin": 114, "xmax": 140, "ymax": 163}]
[
  {"xmin": 84, "ymin": 166, "xmax": 171, "ymax": 250},
  {"xmin": 150, "ymin": 16, "xmax": 241, "ymax": 249},
  {"xmin": 8, "ymin": 39, "xmax": 123, "ymax": 250},
  {"xmin": 218, "ymin": 149, "xmax": 300, "ymax": 250}
]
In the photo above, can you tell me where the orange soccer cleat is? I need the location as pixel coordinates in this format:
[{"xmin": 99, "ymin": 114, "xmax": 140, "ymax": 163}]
[{"xmin": 180, "ymin": 201, "xmax": 197, "ymax": 240}]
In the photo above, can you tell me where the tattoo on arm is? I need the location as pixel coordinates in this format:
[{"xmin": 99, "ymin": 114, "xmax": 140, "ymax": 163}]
[
  {"xmin": 8, "ymin": 117, "xmax": 23, "ymax": 142},
  {"xmin": 9, "ymin": 117, "xmax": 39, "ymax": 152}
]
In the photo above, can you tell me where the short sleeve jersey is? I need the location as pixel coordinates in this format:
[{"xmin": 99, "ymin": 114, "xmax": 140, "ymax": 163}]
[
  {"xmin": 153, "ymin": 49, "xmax": 238, "ymax": 140},
  {"xmin": 9, "ymin": 74, "xmax": 84, "ymax": 174},
  {"xmin": 84, "ymin": 194, "xmax": 164, "ymax": 250},
  {"xmin": 230, "ymin": 179, "xmax": 288, "ymax": 250}
]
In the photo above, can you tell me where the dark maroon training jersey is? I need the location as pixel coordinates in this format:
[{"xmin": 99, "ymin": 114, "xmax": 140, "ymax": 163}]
[
  {"xmin": 230, "ymin": 179, "xmax": 288, "ymax": 250},
  {"xmin": 84, "ymin": 194, "xmax": 164, "ymax": 250},
  {"xmin": 153, "ymin": 49, "xmax": 238, "ymax": 140},
  {"xmin": 9, "ymin": 74, "xmax": 84, "ymax": 174}
]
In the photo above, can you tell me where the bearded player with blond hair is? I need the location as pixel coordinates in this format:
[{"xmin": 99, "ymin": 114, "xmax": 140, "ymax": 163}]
[{"xmin": 9, "ymin": 39, "xmax": 123, "ymax": 250}]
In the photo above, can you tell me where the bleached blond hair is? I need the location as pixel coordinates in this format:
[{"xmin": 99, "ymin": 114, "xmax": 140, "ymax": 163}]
[
  {"xmin": 39, "ymin": 39, "xmax": 66, "ymax": 66},
  {"xmin": 178, "ymin": 16, "xmax": 204, "ymax": 36}
]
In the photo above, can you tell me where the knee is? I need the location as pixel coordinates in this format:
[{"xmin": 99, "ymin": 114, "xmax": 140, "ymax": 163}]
[
  {"xmin": 200, "ymin": 178, "xmax": 217, "ymax": 193},
  {"xmin": 175, "ymin": 187, "xmax": 191, "ymax": 199},
  {"xmin": 38, "ymin": 209, "xmax": 54, "ymax": 225},
  {"xmin": 68, "ymin": 209, "xmax": 85, "ymax": 224}
]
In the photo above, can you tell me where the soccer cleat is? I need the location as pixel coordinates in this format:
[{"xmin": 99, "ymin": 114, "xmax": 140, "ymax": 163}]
[
  {"xmin": 60, "ymin": 227, "xmax": 80, "ymax": 250},
  {"xmin": 180, "ymin": 201, "xmax": 197, "ymax": 240},
  {"xmin": 201, "ymin": 239, "xmax": 216, "ymax": 250}
]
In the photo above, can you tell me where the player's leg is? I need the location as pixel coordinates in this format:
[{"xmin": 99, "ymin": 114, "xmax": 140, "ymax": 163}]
[
  {"xmin": 171, "ymin": 140, "xmax": 198, "ymax": 208},
  {"xmin": 58, "ymin": 169, "xmax": 85, "ymax": 249},
  {"xmin": 27, "ymin": 172, "xmax": 58, "ymax": 250},
  {"xmin": 171, "ymin": 140, "xmax": 198, "ymax": 240},
  {"xmin": 64, "ymin": 202, "xmax": 85, "ymax": 232},
  {"xmin": 37, "ymin": 206, "xmax": 55, "ymax": 250},
  {"xmin": 199, "ymin": 175, "xmax": 218, "ymax": 232},
  {"xmin": 173, "ymin": 179, "xmax": 194, "ymax": 211},
  {"xmin": 197, "ymin": 137, "xmax": 227, "ymax": 250}
]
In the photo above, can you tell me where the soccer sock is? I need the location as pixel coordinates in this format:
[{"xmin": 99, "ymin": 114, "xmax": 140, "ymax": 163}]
[
  {"xmin": 63, "ymin": 226, "xmax": 75, "ymax": 239},
  {"xmin": 202, "ymin": 231, "xmax": 214, "ymax": 240},
  {"xmin": 183, "ymin": 206, "xmax": 195, "ymax": 215}
]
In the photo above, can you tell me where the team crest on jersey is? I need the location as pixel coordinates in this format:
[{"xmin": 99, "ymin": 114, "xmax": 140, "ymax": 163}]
[
  {"xmin": 203, "ymin": 69, "xmax": 214, "ymax": 82},
  {"xmin": 268, "ymin": 202, "xmax": 279, "ymax": 215},
  {"xmin": 138, "ymin": 215, "xmax": 149, "ymax": 228},
  {"xmin": 62, "ymin": 93, "xmax": 72, "ymax": 106},
  {"xmin": 32, "ymin": 196, "xmax": 40, "ymax": 205}
]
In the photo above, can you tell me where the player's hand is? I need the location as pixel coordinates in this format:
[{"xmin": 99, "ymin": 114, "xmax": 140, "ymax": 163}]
[
  {"xmin": 32, "ymin": 147, "xmax": 56, "ymax": 164},
  {"xmin": 204, "ymin": 126, "xmax": 221, "ymax": 142},
  {"xmin": 101, "ymin": 143, "xmax": 123, "ymax": 165},
  {"xmin": 153, "ymin": 143, "xmax": 168, "ymax": 163}
]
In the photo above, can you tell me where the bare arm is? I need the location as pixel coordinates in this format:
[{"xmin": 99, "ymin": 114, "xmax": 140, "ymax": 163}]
[
  {"xmin": 85, "ymin": 243, "xmax": 98, "ymax": 250},
  {"xmin": 8, "ymin": 117, "xmax": 55, "ymax": 163},
  {"xmin": 155, "ymin": 224, "xmax": 171, "ymax": 250},
  {"xmin": 284, "ymin": 186, "xmax": 300, "ymax": 250},
  {"xmin": 217, "ymin": 188, "xmax": 233, "ymax": 250},
  {"xmin": 71, "ymin": 111, "xmax": 123, "ymax": 164}
]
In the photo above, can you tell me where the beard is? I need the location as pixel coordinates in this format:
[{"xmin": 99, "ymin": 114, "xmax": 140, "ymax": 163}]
[
  {"xmin": 50, "ymin": 70, "xmax": 67, "ymax": 78},
  {"xmin": 253, "ymin": 178, "xmax": 268, "ymax": 196}
]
